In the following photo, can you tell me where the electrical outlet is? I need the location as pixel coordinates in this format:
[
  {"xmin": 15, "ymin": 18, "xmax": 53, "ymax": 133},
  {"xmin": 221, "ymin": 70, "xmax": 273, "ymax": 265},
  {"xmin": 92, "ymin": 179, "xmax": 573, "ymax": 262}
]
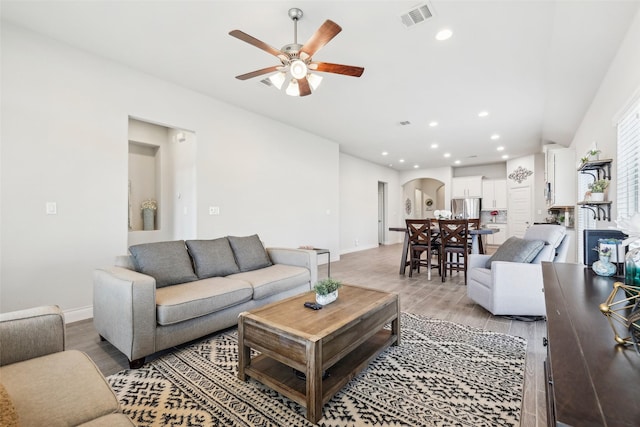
[
  {"xmin": 209, "ymin": 206, "xmax": 220, "ymax": 215},
  {"xmin": 355, "ymin": 239, "xmax": 359, "ymax": 246},
  {"xmin": 46, "ymin": 202, "xmax": 57, "ymax": 215}
]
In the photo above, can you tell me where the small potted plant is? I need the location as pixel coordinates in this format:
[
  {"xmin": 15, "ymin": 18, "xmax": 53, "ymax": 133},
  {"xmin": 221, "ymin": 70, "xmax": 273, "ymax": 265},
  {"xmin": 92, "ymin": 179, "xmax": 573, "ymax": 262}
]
[
  {"xmin": 588, "ymin": 179, "xmax": 609, "ymax": 202},
  {"xmin": 588, "ymin": 149, "xmax": 601, "ymax": 161},
  {"xmin": 313, "ymin": 278, "xmax": 343, "ymax": 305}
]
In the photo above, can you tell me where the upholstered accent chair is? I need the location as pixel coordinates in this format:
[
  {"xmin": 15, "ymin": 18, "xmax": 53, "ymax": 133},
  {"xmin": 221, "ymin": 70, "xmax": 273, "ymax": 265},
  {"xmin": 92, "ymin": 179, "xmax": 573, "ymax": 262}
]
[
  {"xmin": 0, "ymin": 306, "xmax": 134, "ymax": 426},
  {"xmin": 467, "ymin": 224, "xmax": 570, "ymax": 316}
]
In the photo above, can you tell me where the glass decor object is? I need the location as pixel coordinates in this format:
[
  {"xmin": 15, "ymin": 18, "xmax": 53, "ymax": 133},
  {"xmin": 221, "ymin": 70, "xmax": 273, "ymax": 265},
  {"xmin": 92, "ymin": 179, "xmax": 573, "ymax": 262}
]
[
  {"xmin": 625, "ymin": 246, "xmax": 640, "ymax": 292},
  {"xmin": 593, "ymin": 255, "xmax": 617, "ymax": 276}
]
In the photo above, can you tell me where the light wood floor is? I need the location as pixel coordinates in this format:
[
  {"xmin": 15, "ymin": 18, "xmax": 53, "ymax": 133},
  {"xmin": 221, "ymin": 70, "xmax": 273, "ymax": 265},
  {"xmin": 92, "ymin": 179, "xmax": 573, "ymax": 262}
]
[{"xmin": 67, "ymin": 243, "xmax": 547, "ymax": 427}]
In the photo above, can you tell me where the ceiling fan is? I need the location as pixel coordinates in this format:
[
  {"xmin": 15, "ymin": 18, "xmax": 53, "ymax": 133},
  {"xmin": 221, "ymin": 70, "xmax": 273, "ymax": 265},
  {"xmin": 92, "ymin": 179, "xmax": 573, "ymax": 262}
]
[{"xmin": 229, "ymin": 8, "xmax": 364, "ymax": 97}]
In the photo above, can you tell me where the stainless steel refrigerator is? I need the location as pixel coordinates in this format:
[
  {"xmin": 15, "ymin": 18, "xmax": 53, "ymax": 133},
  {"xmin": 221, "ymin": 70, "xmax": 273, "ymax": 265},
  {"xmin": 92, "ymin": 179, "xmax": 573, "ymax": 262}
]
[{"xmin": 451, "ymin": 198, "xmax": 481, "ymax": 219}]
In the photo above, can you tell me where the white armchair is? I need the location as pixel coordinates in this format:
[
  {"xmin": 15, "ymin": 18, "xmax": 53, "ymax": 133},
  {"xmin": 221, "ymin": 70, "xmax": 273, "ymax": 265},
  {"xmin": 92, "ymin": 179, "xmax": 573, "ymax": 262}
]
[{"xmin": 467, "ymin": 224, "xmax": 570, "ymax": 316}]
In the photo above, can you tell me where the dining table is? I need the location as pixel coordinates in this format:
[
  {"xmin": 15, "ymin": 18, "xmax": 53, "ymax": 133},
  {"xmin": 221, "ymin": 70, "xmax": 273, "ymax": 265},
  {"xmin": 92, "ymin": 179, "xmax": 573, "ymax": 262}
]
[{"xmin": 390, "ymin": 223, "xmax": 499, "ymax": 275}]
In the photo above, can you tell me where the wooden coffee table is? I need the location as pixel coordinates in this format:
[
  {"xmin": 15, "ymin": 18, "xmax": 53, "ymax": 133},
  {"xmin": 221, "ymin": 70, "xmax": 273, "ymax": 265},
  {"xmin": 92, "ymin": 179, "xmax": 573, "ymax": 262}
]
[{"xmin": 238, "ymin": 284, "xmax": 400, "ymax": 423}]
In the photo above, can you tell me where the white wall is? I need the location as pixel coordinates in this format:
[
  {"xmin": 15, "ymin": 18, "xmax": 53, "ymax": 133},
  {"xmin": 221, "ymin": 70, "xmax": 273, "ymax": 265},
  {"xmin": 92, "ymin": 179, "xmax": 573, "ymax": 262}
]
[
  {"xmin": 0, "ymin": 24, "xmax": 342, "ymax": 317},
  {"xmin": 339, "ymin": 154, "xmax": 402, "ymax": 252},
  {"xmin": 570, "ymin": 8, "xmax": 640, "ymax": 225}
]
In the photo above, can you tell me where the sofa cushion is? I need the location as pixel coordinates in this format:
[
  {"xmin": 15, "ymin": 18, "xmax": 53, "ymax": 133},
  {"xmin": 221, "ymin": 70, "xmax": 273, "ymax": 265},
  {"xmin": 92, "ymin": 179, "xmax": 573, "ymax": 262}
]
[
  {"xmin": 186, "ymin": 238, "xmax": 240, "ymax": 279},
  {"xmin": 523, "ymin": 224, "xmax": 566, "ymax": 248},
  {"xmin": 155, "ymin": 277, "xmax": 253, "ymax": 325},
  {"xmin": 485, "ymin": 237, "xmax": 545, "ymax": 268},
  {"xmin": 0, "ymin": 350, "xmax": 122, "ymax": 427},
  {"xmin": 228, "ymin": 234, "xmax": 273, "ymax": 272},
  {"xmin": 227, "ymin": 264, "xmax": 310, "ymax": 300},
  {"xmin": 129, "ymin": 240, "xmax": 197, "ymax": 288}
]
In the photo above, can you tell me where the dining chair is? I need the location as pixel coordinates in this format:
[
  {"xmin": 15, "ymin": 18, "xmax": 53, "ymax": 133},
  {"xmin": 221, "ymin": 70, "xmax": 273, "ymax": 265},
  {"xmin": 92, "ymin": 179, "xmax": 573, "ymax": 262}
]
[
  {"xmin": 405, "ymin": 219, "xmax": 440, "ymax": 279},
  {"xmin": 438, "ymin": 219, "xmax": 469, "ymax": 282},
  {"xmin": 467, "ymin": 218, "xmax": 484, "ymax": 255}
]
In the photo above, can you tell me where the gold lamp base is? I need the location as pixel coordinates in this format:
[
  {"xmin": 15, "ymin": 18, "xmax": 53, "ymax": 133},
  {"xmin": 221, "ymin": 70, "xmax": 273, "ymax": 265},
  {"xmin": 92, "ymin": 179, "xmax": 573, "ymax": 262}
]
[{"xmin": 599, "ymin": 281, "xmax": 640, "ymax": 347}]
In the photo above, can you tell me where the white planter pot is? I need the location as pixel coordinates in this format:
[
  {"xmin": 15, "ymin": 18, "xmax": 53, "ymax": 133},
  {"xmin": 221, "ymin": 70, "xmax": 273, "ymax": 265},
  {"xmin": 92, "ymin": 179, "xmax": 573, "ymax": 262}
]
[
  {"xmin": 591, "ymin": 192, "xmax": 605, "ymax": 202},
  {"xmin": 316, "ymin": 290, "xmax": 338, "ymax": 306}
]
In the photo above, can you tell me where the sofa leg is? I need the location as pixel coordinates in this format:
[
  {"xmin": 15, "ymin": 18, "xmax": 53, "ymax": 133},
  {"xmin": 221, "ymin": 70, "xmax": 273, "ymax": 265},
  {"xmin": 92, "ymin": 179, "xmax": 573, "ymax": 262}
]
[
  {"xmin": 99, "ymin": 335, "xmax": 106, "ymax": 342},
  {"xmin": 129, "ymin": 358, "xmax": 145, "ymax": 369}
]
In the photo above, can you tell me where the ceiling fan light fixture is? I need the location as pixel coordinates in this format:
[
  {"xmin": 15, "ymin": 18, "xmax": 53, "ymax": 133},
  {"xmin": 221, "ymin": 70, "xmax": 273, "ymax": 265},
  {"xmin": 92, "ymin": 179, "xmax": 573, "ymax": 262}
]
[
  {"xmin": 290, "ymin": 59, "xmax": 307, "ymax": 79},
  {"xmin": 268, "ymin": 72, "xmax": 286, "ymax": 90},
  {"xmin": 285, "ymin": 79, "xmax": 299, "ymax": 96},
  {"xmin": 307, "ymin": 73, "xmax": 323, "ymax": 91}
]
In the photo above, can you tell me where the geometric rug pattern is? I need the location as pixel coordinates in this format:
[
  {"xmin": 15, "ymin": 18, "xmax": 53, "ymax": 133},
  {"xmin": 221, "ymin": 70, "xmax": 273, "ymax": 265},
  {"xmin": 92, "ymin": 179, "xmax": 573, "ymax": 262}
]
[{"xmin": 108, "ymin": 312, "xmax": 526, "ymax": 426}]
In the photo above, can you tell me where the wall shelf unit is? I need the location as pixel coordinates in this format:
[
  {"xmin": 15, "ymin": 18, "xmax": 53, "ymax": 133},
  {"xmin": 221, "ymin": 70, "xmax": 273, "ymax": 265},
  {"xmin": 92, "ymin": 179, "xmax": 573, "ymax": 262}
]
[
  {"xmin": 577, "ymin": 158, "xmax": 612, "ymax": 180},
  {"xmin": 577, "ymin": 201, "xmax": 612, "ymax": 221},
  {"xmin": 577, "ymin": 158, "xmax": 613, "ymax": 221}
]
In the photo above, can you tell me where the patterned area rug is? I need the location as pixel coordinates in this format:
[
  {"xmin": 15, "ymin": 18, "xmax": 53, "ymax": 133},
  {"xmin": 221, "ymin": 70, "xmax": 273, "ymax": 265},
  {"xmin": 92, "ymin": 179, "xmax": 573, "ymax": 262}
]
[{"xmin": 108, "ymin": 313, "xmax": 526, "ymax": 426}]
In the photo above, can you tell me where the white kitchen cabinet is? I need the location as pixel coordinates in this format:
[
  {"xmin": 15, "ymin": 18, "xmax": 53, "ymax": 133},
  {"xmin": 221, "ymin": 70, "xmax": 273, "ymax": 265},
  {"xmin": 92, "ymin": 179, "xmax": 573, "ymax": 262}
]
[
  {"xmin": 546, "ymin": 148, "xmax": 576, "ymax": 207},
  {"xmin": 481, "ymin": 179, "xmax": 507, "ymax": 210},
  {"xmin": 452, "ymin": 176, "xmax": 483, "ymax": 198},
  {"xmin": 483, "ymin": 224, "xmax": 507, "ymax": 246}
]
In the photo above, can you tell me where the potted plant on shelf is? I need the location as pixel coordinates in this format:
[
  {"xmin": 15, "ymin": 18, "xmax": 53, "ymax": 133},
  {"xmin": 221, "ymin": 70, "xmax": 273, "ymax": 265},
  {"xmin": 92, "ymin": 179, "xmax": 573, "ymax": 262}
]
[
  {"xmin": 313, "ymin": 278, "xmax": 343, "ymax": 305},
  {"xmin": 588, "ymin": 149, "xmax": 601, "ymax": 161},
  {"xmin": 588, "ymin": 179, "xmax": 609, "ymax": 202}
]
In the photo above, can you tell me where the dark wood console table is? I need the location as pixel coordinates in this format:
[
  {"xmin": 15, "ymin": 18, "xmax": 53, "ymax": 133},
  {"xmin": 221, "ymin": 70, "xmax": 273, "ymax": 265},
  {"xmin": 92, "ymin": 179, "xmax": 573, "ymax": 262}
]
[{"xmin": 542, "ymin": 262, "xmax": 640, "ymax": 427}]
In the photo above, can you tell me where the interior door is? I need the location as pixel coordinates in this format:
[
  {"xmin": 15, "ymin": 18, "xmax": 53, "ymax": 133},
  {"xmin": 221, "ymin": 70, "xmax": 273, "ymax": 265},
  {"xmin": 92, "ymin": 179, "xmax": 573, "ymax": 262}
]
[
  {"xmin": 378, "ymin": 182, "xmax": 385, "ymax": 245},
  {"xmin": 508, "ymin": 186, "xmax": 532, "ymax": 238}
]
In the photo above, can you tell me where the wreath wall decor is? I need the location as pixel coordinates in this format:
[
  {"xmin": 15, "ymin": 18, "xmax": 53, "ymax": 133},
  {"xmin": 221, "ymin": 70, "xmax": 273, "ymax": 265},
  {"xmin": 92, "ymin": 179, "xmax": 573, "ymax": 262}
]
[{"xmin": 508, "ymin": 166, "xmax": 533, "ymax": 184}]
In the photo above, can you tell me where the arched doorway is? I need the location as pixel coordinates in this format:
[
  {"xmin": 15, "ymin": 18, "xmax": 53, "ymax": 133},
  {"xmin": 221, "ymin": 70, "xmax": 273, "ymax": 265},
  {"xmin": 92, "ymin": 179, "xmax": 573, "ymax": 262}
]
[{"xmin": 402, "ymin": 178, "xmax": 445, "ymax": 219}]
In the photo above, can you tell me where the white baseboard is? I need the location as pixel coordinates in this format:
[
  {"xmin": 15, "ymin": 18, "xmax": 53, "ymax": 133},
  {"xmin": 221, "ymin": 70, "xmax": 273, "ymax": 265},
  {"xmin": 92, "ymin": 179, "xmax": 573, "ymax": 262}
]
[
  {"xmin": 64, "ymin": 305, "xmax": 93, "ymax": 323},
  {"xmin": 340, "ymin": 244, "xmax": 379, "ymax": 255}
]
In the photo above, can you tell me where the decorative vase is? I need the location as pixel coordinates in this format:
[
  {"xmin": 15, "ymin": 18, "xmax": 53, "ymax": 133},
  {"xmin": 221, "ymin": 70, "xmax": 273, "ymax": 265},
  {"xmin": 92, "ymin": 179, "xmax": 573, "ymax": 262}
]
[
  {"xmin": 593, "ymin": 255, "xmax": 616, "ymax": 277},
  {"xmin": 142, "ymin": 208, "xmax": 155, "ymax": 231},
  {"xmin": 625, "ymin": 246, "xmax": 640, "ymax": 293},
  {"xmin": 590, "ymin": 192, "xmax": 605, "ymax": 202},
  {"xmin": 316, "ymin": 290, "xmax": 338, "ymax": 306}
]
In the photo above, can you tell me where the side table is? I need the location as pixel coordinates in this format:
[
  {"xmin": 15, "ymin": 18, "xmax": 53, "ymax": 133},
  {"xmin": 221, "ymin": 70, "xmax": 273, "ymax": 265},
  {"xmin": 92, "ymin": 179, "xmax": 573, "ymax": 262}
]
[{"xmin": 313, "ymin": 248, "xmax": 330, "ymax": 278}]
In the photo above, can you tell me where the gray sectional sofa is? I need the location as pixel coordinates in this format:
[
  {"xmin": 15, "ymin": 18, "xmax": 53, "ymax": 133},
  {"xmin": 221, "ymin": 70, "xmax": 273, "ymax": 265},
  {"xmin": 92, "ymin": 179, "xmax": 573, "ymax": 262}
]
[{"xmin": 93, "ymin": 235, "xmax": 318, "ymax": 368}]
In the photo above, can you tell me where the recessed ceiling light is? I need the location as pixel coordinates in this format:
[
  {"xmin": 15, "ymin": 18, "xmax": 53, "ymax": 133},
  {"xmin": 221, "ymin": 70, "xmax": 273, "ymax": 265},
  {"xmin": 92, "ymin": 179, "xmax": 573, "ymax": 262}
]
[
  {"xmin": 444, "ymin": 153, "xmax": 451, "ymax": 158},
  {"xmin": 454, "ymin": 160, "xmax": 461, "ymax": 165},
  {"xmin": 501, "ymin": 154, "xmax": 509, "ymax": 159},
  {"xmin": 435, "ymin": 29, "xmax": 453, "ymax": 41},
  {"xmin": 490, "ymin": 134, "xmax": 500, "ymax": 140},
  {"xmin": 399, "ymin": 159, "xmax": 405, "ymax": 163},
  {"xmin": 382, "ymin": 151, "xmax": 388, "ymax": 156},
  {"xmin": 496, "ymin": 146, "xmax": 504, "ymax": 151},
  {"xmin": 430, "ymin": 143, "xmax": 439, "ymax": 149},
  {"xmin": 429, "ymin": 121, "xmax": 438, "ymax": 127},
  {"xmin": 478, "ymin": 111, "xmax": 489, "ymax": 117},
  {"xmin": 413, "ymin": 164, "xmax": 419, "ymax": 169}
]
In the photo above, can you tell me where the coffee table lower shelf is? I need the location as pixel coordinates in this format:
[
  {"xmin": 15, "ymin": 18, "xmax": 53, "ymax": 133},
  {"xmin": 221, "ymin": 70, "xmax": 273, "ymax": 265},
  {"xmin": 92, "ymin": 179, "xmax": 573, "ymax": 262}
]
[{"xmin": 243, "ymin": 329, "xmax": 396, "ymax": 408}]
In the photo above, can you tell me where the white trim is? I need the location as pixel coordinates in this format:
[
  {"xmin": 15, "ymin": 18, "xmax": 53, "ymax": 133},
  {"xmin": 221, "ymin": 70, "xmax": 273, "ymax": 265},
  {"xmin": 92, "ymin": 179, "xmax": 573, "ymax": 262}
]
[
  {"xmin": 612, "ymin": 85, "xmax": 640, "ymax": 126},
  {"xmin": 64, "ymin": 305, "xmax": 93, "ymax": 323}
]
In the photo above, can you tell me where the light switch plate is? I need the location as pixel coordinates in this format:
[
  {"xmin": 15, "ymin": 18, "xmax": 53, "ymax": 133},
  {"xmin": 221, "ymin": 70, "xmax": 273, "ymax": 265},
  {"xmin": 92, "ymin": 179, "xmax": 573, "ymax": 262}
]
[{"xmin": 46, "ymin": 202, "xmax": 57, "ymax": 215}]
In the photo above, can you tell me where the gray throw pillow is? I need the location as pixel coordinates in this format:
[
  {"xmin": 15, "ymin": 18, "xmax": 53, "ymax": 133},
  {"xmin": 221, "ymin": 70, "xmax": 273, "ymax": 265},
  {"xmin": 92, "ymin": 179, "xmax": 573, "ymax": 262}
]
[
  {"xmin": 129, "ymin": 240, "xmax": 197, "ymax": 288},
  {"xmin": 485, "ymin": 237, "xmax": 545, "ymax": 269},
  {"xmin": 186, "ymin": 238, "xmax": 240, "ymax": 279},
  {"xmin": 227, "ymin": 234, "xmax": 273, "ymax": 272}
]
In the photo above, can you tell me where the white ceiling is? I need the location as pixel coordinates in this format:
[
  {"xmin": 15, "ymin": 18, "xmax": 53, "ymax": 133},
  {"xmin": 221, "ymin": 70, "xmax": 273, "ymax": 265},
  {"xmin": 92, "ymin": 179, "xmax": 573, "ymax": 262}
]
[{"xmin": 2, "ymin": 0, "xmax": 639, "ymax": 170}]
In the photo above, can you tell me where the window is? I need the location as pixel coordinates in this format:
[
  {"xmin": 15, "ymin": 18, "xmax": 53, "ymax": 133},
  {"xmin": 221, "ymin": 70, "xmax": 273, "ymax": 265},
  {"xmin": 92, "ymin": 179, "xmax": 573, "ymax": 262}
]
[{"xmin": 616, "ymin": 98, "xmax": 640, "ymax": 220}]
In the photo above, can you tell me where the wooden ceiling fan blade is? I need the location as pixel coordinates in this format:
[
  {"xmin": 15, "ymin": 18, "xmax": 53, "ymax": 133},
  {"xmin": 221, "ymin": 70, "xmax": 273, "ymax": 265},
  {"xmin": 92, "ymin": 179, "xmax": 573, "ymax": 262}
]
[
  {"xmin": 297, "ymin": 77, "xmax": 311, "ymax": 96},
  {"xmin": 235, "ymin": 66, "xmax": 280, "ymax": 80},
  {"xmin": 312, "ymin": 62, "xmax": 365, "ymax": 77},
  {"xmin": 229, "ymin": 30, "xmax": 287, "ymax": 61},
  {"xmin": 300, "ymin": 20, "xmax": 341, "ymax": 59}
]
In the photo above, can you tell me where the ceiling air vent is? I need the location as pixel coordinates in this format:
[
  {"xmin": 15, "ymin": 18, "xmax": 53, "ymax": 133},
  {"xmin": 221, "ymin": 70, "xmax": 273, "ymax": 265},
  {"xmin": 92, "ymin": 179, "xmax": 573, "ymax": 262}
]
[{"xmin": 400, "ymin": 3, "xmax": 433, "ymax": 28}]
